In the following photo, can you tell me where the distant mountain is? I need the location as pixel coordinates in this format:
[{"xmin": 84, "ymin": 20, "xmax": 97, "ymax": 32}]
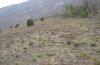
[{"xmin": 0, "ymin": 0, "xmax": 83, "ymax": 29}]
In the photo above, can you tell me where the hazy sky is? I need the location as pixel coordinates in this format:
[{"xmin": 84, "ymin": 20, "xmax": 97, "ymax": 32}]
[{"xmin": 0, "ymin": 0, "xmax": 29, "ymax": 8}]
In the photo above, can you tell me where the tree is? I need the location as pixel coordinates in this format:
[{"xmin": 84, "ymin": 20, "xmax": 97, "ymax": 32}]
[
  {"xmin": 63, "ymin": 5, "xmax": 76, "ymax": 17},
  {"xmin": 83, "ymin": 0, "xmax": 98, "ymax": 18}
]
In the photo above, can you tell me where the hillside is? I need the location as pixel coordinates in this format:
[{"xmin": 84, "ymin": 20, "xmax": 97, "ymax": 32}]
[
  {"xmin": 0, "ymin": 17, "xmax": 100, "ymax": 65},
  {"xmin": 0, "ymin": 0, "xmax": 83, "ymax": 29}
]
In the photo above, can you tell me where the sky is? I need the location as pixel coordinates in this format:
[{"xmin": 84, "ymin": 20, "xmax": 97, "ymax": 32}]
[{"xmin": 0, "ymin": 0, "xmax": 29, "ymax": 8}]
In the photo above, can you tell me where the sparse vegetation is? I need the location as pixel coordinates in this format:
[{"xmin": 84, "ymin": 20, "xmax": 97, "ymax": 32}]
[
  {"xmin": 0, "ymin": 16, "xmax": 100, "ymax": 65},
  {"xmin": 0, "ymin": 0, "xmax": 100, "ymax": 65},
  {"xmin": 27, "ymin": 18, "xmax": 34, "ymax": 26},
  {"xmin": 74, "ymin": 43, "xmax": 80, "ymax": 47}
]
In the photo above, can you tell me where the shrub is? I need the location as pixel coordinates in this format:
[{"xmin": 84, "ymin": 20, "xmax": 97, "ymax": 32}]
[
  {"xmin": 15, "ymin": 24, "xmax": 19, "ymax": 28},
  {"xmin": 74, "ymin": 43, "xmax": 80, "ymax": 47},
  {"xmin": 27, "ymin": 18, "xmax": 34, "ymax": 26},
  {"xmin": 40, "ymin": 17, "xmax": 44, "ymax": 21},
  {"xmin": 10, "ymin": 26, "xmax": 13, "ymax": 29},
  {"xmin": 67, "ymin": 41, "xmax": 71, "ymax": 45},
  {"xmin": 28, "ymin": 42, "xmax": 33, "ymax": 46},
  {"xmin": 91, "ymin": 43, "xmax": 96, "ymax": 47},
  {"xmin": 46, "ymin": 53, "xmax": 54, "ymax": 57}
]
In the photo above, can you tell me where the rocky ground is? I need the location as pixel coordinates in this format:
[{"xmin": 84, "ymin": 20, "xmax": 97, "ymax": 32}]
[{"xmin": 0, "ymin": 17, "xmax": 100, "ymax": 65}]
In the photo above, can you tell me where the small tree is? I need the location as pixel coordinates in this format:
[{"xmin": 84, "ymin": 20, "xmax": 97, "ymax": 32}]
[
  {"xmin": 27, "ymin": 18, "xmax": 34, "ymax": 26},
  {"xmin": 70, "ymin": 5, "xmax": 76, "ymax": 17},
  {"xmin": 63, "ymin": 5, "xmax": 76, "ymax": 17},
  {"xmin": 15, "ymin": 24, "xmax": 19, "ymax": 28},
  {"xmin": 80, "ymin": 7, "xmax": 88, "ymax": 18}
]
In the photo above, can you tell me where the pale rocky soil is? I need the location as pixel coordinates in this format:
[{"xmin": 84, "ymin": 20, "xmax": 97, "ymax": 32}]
[{"xmin": 0, "ymin": 17, "xmax": 100, "ymax": 65}]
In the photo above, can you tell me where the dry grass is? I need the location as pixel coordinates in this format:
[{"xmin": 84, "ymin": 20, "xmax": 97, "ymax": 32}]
[{"xmin": 0, "ymin": 17, "xmax": 100, "ymax": 65}]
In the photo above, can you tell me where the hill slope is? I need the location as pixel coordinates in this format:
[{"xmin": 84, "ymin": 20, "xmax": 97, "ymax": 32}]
[
  {"xmin": 0, "ymin": 0, "xmax": 83, "ymax": 29},
  {"xmin": 0, "ymin": 17, "xmax": 100, "ymax": 65}
]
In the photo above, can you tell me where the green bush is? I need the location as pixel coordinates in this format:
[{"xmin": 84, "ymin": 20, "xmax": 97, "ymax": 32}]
[
  {"xmin": 15, "ymin": 24, "xmax": 19, "ymax": 28},
  {"xmin": 27, "ymin": 18, "xmax": 34, "ymax": 26}
]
